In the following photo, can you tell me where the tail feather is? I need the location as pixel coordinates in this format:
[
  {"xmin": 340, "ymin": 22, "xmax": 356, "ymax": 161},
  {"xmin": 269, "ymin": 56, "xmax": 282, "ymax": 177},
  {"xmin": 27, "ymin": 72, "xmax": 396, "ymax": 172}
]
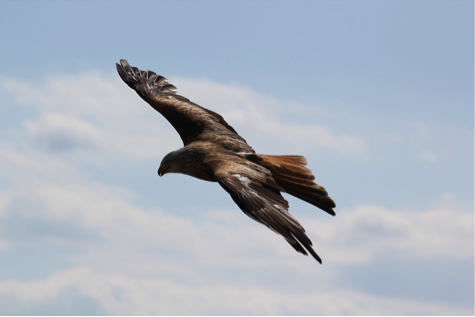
[
  {"xmin": 273, "ymin": 163, "xmax": 315, "ymax": 180},
  {"xmin": 258, "ymin": 155, "xmax": 336, "ymax": 216}
]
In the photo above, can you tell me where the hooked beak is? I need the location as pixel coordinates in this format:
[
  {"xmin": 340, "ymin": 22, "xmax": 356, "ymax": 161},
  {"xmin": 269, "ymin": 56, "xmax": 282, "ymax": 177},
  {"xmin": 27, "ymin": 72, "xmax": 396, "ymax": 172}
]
[{"xmin": 158, "ymin": 165, "xmax": 168, "ymax": 177}]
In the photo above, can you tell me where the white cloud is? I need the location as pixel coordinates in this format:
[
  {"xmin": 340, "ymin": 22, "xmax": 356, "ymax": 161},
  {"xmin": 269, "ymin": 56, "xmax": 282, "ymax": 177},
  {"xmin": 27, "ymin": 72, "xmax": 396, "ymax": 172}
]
[
  {"xmin": 23, "ymin": 113, "xmax": 172, "ymax": 160},
  {"xmin": 2, "ymin": 142, "xmax": 471, "ymax": 264},
  {"xmin": 0, "ymin": 71, "xmax": 472, "ymax": 315},
  {"xmin": 1, "ymin": 72, "xmax": 136, "ymax": 118},
  {"xmin": 0, "ymin": 266, "xmax": 469, "ymax": 315},
  {"xmin": 0, "ymin": 72, "xmax": 366, "ymax": 163},
  {"xmin": 0, "ymin": 143, "xmax": 472, "ymax": 314},
  {"xmin": 1, "ymin": 73, "xmax": 178, "ymax": 161},
  {"xmin": 313, "ymin": 204, "xmax": 473, "ymax": 265},
  {"xmin": 172, "ymin": 77, "xmax": 366, "ymax": 153}
]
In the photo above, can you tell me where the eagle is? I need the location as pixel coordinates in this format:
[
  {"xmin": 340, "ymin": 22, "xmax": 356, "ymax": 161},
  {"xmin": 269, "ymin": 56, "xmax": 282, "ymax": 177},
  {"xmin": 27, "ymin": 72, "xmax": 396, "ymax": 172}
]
[{"xmin": 116, "ymin": 60, "xmax": 336, "ymax": 263}]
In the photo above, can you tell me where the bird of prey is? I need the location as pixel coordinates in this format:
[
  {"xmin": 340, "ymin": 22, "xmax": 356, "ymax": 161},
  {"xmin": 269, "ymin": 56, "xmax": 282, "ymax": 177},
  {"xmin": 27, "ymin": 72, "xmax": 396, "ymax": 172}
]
[{"xmin": 116, "ymin": 59, "xmax": 336, "ymax": 263}]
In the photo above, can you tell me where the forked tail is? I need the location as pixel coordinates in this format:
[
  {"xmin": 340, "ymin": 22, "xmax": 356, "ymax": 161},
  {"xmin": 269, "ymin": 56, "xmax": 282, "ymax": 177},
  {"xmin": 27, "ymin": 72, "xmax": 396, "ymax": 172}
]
[{"xmin": 258, "ymin": 155, "xmax": 336, "ymax": 215}]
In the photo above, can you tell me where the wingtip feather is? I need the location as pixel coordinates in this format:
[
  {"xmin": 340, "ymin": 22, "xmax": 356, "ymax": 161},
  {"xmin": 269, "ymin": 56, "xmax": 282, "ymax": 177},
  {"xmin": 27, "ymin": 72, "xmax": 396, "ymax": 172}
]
[{"xmin": 115, "ymin": 59, "xmax": 178, "ymax": 98}]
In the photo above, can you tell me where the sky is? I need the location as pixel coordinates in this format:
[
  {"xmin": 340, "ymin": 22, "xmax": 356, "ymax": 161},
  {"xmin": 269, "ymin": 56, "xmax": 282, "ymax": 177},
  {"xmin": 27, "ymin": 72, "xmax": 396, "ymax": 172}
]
[{"xmin": 0, "ymin": 0, "xmax": 473, "ymax": 315}]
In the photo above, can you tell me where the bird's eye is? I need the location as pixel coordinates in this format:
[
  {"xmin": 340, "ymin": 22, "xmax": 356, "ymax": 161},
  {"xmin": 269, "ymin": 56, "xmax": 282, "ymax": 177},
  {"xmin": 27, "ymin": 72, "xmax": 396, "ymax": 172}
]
[{"xmin": 165, "ymin": 160, "xmax": 171, "ymax": 165}]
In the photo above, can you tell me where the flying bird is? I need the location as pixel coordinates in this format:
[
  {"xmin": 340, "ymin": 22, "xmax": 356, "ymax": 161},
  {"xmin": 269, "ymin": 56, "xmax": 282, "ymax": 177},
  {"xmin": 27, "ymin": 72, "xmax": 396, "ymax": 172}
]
[{"xmin": 116, "ymin": 59, "xmax": 336, "ymax": 263}]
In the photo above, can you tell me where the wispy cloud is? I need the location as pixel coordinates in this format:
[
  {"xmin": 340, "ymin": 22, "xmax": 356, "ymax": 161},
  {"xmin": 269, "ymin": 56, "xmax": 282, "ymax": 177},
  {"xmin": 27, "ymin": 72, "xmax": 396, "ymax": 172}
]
[
  {"xmin": 1, "ymin": 73, "xmax": 178, "ymax": 161},
  {"xmin": 0, "ymin": 71, "xmax": 472, "ymax": 315},
  {"xmin": 172, "ymin": 77, "xmax": 366, "ymax": 153},
  {"xmin": 0, "ymin": 142, "xmax": 472, "ymax": 314},
  {"xmin": 1, "ymin": 73, "xmax": 366, "ymax": 162},
  {"xmin": 0, "ymin": 266, "xmax": 469, "ymax": 315}
]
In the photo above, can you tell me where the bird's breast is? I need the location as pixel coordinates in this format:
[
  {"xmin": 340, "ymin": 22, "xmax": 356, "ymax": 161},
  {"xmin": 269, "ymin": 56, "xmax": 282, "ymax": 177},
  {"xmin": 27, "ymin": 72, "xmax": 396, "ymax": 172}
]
[{"xmin": 180, "ymin": 152, "xmax": 217, "ymax": 183}]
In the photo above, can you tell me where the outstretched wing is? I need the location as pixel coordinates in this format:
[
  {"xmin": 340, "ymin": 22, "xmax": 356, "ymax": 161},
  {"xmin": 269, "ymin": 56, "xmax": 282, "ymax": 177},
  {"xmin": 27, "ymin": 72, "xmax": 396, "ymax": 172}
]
[
  {"xmin": 116, "ymin": 59, "xmax": 250, "ymax": 149},
  {"xmin": 209, "ymin": 157, "xmax": 323, "ymax": 263}
]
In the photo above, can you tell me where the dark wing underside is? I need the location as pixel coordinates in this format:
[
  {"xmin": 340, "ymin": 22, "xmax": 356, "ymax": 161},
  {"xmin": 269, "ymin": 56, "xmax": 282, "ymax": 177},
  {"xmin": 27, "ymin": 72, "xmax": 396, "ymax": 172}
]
[
  {"xmin": 210, "ymin": 158, "xmax": 323, "ymax": 263},
  {"xmin": 116, "ymin": 60, "xmax": 253, "ymax": 153}
]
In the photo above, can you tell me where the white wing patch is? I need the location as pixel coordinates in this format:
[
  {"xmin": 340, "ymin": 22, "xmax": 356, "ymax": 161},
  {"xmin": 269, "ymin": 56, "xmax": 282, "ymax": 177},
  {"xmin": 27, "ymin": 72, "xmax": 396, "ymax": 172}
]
[
  {"xmin": 274, "ymin": 204, "xmax": 287, "ymax": 213},
  {"xmin": 233, "ymin": 173, "xmax": 251, "ymax": 185}
]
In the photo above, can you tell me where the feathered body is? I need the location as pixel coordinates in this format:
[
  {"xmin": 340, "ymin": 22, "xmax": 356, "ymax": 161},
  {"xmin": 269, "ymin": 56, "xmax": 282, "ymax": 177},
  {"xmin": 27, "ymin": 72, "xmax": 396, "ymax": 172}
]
[{"xmin": 117, "ymin": 60, "xmax": 336, "ymax": 263}]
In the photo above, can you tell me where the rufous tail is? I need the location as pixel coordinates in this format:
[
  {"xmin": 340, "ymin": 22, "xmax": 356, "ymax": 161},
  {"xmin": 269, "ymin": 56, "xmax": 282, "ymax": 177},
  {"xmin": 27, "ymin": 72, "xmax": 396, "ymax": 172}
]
[{"xmin": 258, "ymin": 155, "xmax": 336, "ymax": 216}]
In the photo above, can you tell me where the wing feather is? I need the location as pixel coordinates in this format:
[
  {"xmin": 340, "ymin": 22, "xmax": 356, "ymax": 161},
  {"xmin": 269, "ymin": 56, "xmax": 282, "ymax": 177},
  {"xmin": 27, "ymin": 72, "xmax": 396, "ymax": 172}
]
[
  {"xmin": 213, "ymin": 161, "xmax": 323, "ymax": 263},
  {"xmin": 116, "ymin": 59, "xmax": 249, "ymax": 149}
]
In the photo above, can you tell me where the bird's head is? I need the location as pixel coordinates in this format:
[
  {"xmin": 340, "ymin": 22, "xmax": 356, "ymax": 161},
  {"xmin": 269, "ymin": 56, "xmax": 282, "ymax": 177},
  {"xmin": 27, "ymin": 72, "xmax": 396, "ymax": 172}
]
[{"xmin": 158, "ymin": 151, "xmax": 181, "ymax": 177}]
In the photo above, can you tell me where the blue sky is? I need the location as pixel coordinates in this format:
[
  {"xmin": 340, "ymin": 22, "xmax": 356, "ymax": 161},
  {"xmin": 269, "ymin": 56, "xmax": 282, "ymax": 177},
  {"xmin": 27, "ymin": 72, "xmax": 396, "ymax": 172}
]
[{"xmin": 0, "ymin": 0, "xmax": 473, "ymax": 315}]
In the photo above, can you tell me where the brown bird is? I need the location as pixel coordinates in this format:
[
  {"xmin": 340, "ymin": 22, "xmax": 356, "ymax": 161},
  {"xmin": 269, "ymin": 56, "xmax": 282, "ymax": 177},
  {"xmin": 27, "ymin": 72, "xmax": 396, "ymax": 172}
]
[{"xmin": 116, "ymin": 59, "xmax": 336, "ymax": 263}]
